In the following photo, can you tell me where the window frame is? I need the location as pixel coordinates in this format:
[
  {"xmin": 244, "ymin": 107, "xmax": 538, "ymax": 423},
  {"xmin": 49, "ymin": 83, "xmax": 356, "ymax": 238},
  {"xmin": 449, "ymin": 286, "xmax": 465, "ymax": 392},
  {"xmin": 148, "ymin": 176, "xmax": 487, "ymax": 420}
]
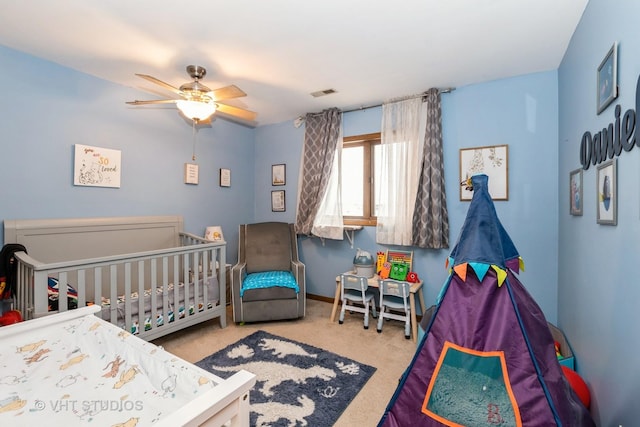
[{"xmin": 342, "ymin": 132, "xmax": 380, "ymax": 227}]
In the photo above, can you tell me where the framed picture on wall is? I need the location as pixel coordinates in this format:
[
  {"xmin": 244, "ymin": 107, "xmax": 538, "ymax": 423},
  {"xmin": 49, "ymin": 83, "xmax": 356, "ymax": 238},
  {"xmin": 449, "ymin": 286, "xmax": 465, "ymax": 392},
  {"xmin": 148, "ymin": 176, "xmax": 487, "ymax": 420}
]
[
  {"xmin": 271, "ymin": 190, "xmax": 286, "ymax": 212},
  {"xmin": 597, "ymin": 41, "xmax": 618, "ymax": 115},
  {"xmin": 219, "ymin": 168, "xmax": 231, "ymax": 187},
  {"xmin": 459, "ymin": 144, "xmax": 508, "ymax": 201},
  {"xmin": 74, "ymin": 144, "xmax": 122, "ymax": 188},
  {"xmin": 272, "ymin": 164, "xmax": 286, "ymax": 186},
  {"xmin": 569, "ymin": 168, "xmax": 583, "ymax": 216},
  {"xmin": 184, "ymin": 163, "xmax": 199, "ymax": 185},
  {"xmin": 596, "ymin": 159, "xmax": 616, "ymax": 225}
]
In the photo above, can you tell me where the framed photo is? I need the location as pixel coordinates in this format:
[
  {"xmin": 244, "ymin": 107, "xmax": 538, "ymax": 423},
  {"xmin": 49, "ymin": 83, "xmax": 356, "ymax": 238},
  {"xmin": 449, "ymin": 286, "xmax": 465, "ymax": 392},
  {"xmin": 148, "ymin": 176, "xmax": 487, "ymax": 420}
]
[
  {"xmin": 184, "ymin": 163, "xmax": 199, "ymax": 185},
  {"xmin": 459, "ymin": 144, "xmax": 508, "ymax": 201},
  {"xmin": 596, "ymin": 159, "xmax": 617, "ymax": 225},
  {"xmin": 271, "ymin": 190, "xmax": 286, "ymax": 212},
  {"xmin": 219, "ymin": 168, "xmax": 231, "ymax": 187},
  {"xmin": 74, "ymin": 144, "xmax": 121, "ymax": 188},
  {"xmin": 569, "ymin": 168, "xmax": 583, "ymax": 216},
  {"xmin": 272, "ymin": 164, "xmax": 286, "ymax": 186},
  {"xmin": 597, "ymin": 42, "xmax": 618, "ymax": 115}
]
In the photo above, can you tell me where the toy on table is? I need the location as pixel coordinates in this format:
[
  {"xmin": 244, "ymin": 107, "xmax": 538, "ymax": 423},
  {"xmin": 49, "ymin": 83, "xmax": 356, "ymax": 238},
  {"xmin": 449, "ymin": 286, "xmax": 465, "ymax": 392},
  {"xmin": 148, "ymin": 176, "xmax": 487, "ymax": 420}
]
[
  {"xmin": 406, "ymin": 271, "xmax": 420, "ymax": 283},
  {"xmin": 353, "ymin": 248, "xmax": 375, "ymax": 278},
  {"xmin": 390, "ymin": 262, "xmax": 409, "ymax": 281},
  {"xmin": 376, "ymin": 251, "xmax": 386, "ymax": 274},
  {"xmin": 379, "ymin": 262, "xmax": 391, "ymax": 279}
]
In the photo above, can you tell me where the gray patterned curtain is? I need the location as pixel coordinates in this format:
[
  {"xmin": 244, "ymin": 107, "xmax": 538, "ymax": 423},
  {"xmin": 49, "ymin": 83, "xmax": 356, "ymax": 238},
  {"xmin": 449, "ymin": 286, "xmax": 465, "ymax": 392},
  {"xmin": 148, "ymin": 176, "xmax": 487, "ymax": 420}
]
[
  {"xmin": 412, "ymin": 88, "xmax": 449, "ymax": 248},
  {"xmin": 295, "ymin": 108, "xmax": 342, "ymax": 235}
]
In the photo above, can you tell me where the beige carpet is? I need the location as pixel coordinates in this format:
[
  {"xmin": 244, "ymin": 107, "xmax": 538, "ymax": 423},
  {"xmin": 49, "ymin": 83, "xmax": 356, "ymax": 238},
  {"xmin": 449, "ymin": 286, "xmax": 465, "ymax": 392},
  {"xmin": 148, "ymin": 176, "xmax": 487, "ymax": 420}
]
[{"xmin": 153, "ymin": 298, "xmax": 417, "ymax": 426}]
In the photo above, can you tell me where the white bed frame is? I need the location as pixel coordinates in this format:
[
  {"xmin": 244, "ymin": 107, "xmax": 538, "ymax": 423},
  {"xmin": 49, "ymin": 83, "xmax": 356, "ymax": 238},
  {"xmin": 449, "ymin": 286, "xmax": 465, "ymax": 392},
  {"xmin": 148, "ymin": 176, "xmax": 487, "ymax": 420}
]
[
  {"xmin": 4, "ymin": 215, "xmax": 227, "ymax": 341},
  {"xmin": 0, "ymin": 305, "xmax": 256, "ymax": 427}
]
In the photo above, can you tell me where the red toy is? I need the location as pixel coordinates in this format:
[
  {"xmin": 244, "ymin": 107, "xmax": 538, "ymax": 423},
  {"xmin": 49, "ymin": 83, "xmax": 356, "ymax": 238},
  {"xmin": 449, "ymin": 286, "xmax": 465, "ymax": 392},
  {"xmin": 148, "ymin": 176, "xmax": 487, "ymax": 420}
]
[
  {"xmin": 554, "ymin": 341, "xmax": 562, "ymax": 359},
  {"xmin": 561, "ymin": 365, "xmax": 591, "ymax": 409},
  {"xmin": 0, "ymin": 310, "xmax": 22, "ymax": 326},
  {"xmin": 406, "ymin": 271, "xmax": 420, "ymax": 283}
]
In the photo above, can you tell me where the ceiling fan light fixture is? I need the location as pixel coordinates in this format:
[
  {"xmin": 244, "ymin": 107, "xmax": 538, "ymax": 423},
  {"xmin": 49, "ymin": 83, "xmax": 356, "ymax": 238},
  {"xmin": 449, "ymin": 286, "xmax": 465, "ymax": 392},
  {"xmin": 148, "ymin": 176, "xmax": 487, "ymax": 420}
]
[{"xmin": 176, "ymin": 99, "xmax": 217, "ymax": 121}]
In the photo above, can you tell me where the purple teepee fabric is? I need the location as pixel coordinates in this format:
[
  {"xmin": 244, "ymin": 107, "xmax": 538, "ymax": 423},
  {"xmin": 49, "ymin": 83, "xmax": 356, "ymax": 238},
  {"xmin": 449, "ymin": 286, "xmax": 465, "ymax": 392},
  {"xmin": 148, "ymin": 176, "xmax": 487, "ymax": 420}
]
[{"xmin": 379, "ymin": 174, "xmax": 594, "ymax": 427}]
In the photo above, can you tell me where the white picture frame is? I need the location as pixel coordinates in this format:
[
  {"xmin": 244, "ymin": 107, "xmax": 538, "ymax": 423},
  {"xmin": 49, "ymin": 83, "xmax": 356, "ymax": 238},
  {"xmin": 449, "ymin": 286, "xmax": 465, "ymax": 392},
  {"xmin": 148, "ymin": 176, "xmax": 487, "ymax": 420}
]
[
  {"xmin": 459, "ymin": 144, "xmax": 508, "ymax": 201},
  {"xmin": 73, "ymin": 144, "xmax": 121, "ymax": 188},
  {"xmin": 184, "ymin": 163, "xmax": 199, "ymax": 185}
]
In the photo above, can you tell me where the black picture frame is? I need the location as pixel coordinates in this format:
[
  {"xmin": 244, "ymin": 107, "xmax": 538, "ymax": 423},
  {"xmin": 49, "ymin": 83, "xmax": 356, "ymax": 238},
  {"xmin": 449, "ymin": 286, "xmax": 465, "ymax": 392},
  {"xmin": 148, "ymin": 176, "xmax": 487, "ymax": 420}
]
[
  {"xmin": 272, "ymin": 164, "xmax": 286, "ymax": 186},
  {"xmin": 219, "ymin": 168, "xmax": 231, "ymax": 187},
  {"xmin": 271, "ymin": 190, "xmax": 285, "ymax": 212},
  {"xmin": 597, "ymin": 42, "xmax": 618, "ymax": 115}
]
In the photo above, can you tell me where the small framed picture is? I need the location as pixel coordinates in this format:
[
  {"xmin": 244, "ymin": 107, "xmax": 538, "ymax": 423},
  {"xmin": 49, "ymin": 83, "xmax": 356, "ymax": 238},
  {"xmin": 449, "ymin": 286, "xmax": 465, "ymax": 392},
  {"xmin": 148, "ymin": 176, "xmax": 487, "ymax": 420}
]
[
  {"xmin": 219, "ymin": 168, "xmax": 231, "ymax": 187},
  {"xmin": 597, "ymin": 42, "xmax": 618, "ymax": 115},
  {"xmin": 596, "ymin": 159, "xmax": 617, "ymax": 225},
  {"xmin": 459, "ymin": 144, "xmax": 508, "ymax": 201},
  {"xmin": 184, "ymin": 163, "xmax": 199, "ymax": 185},
  {"xmin": 272, "ymin": 164, "xmax": 286, "ymax": 186},
  {"xmin": 271, "ymin": 190, "xmax": 285, "ymax": 212},
  {"xmin": 569, "ymin": 168, "xmax": 583, "ymax": 216}
]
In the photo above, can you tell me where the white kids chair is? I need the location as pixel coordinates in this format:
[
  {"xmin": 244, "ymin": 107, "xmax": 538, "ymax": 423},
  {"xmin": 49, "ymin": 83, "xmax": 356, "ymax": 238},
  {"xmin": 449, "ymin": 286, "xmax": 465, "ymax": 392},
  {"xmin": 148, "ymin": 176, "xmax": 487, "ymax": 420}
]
[
  {"xmin": 377, "ymin": 279, "xmax": 411, "ymax": 339},
  {"xmin": 338, "ymin": 274, "xmax": 377, "ymax": 329}
]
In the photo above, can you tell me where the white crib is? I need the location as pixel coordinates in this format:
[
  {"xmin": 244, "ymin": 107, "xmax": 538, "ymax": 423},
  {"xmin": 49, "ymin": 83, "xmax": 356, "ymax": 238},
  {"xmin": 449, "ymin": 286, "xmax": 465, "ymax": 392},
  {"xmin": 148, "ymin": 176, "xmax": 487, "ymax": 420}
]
[{"xmin": 4, "ymin": 215, "xmax": 227, "ymax": 341}]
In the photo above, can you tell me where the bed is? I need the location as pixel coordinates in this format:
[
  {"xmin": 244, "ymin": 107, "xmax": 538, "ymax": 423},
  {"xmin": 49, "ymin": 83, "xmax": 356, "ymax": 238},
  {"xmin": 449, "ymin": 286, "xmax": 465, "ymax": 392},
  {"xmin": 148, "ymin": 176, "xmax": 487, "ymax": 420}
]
[
  {"xmin": 4, "ymin": 215, "xmax": 228, "ymax": 341},
  {"xmin": 0, "ymin": 305, "xmax": 256, "ymax": 426}
]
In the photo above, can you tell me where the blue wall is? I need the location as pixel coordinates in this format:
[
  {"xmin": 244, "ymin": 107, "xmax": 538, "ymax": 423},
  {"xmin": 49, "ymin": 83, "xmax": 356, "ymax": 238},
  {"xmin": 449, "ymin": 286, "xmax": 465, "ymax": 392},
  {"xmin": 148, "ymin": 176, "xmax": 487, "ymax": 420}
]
[
  {"xmin": 558, "ymin": 0, "xmax": 640, "ymax": 424},
  {"xmin": 2, "ymin": 2, "xmax": 636, "ymax": 421},
  {"xmin": 254, "ymin": 73, "xmax": 561, "ymax": 323},
  {"xmin": 0, "ymin": 45, "xmax": 256, "ymax": 262}
]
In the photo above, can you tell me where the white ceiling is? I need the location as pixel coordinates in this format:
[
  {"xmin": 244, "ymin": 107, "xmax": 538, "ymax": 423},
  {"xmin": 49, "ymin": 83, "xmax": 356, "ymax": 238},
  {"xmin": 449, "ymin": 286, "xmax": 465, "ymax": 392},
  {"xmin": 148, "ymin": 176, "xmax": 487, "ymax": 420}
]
[{"xmin": 0, "ymin": 0, "xmax": 588, "ymax": 127}]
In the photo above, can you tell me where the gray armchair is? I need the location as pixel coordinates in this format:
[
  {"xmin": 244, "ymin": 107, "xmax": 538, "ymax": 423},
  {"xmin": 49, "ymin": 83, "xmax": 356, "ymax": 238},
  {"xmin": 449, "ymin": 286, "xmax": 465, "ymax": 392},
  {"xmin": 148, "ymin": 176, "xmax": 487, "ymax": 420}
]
[{"xmin": 231, "ymin": 222, "xmax": 306, "ymax": 323}]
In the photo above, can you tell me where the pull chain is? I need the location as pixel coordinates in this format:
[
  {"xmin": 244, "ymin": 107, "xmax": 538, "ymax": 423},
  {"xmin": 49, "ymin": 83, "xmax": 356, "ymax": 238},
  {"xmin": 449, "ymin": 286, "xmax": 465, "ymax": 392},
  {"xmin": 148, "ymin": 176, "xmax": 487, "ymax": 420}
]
[{"xmin": 192, "ymin": 119, "xmax": 198, "ymax": 161}]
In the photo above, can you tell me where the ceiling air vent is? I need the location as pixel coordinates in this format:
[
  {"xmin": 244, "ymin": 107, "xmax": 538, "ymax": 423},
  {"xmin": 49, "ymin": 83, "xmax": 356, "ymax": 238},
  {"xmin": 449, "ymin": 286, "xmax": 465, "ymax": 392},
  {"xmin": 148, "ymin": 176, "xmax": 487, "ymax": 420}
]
[{"xmin": 310, "ymin": 88, "xmax": 337, "ymax": 98}]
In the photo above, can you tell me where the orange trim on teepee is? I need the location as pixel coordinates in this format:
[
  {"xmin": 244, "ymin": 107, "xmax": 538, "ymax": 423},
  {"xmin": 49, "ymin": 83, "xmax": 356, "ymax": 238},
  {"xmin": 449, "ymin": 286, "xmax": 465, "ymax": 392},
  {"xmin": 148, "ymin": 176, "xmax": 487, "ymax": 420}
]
[
  {"xmin": 453, "ymin": 263, "xmax": 467, "ymax": 281},
  {"xmin": 421, "ymin": 341, "xmax": 523, "ymax": 427}
]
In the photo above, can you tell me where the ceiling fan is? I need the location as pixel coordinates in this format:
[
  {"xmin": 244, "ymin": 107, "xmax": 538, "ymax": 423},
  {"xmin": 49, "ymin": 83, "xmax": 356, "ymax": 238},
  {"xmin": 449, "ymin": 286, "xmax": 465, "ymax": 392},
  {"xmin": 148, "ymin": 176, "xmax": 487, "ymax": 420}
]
[{"xmin": 126, "ymin": 65, "xmax": 257, "ymax": 123}]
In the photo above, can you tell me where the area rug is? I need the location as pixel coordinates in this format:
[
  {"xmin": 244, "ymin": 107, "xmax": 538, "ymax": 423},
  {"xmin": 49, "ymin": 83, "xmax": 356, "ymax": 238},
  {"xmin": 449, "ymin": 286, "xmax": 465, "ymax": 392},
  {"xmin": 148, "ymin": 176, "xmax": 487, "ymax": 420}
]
[{"xmin": 196, "ymin": 330, "xmax": 376, "ymax": 427}]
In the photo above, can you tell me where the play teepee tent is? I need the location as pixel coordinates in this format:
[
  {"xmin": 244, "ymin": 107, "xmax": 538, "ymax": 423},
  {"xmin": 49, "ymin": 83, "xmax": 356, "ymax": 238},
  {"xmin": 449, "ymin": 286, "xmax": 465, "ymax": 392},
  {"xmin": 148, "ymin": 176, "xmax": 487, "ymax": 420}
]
[{"xmin": 379, "ymin": 174, "xmax": 594, "ymax": 426}]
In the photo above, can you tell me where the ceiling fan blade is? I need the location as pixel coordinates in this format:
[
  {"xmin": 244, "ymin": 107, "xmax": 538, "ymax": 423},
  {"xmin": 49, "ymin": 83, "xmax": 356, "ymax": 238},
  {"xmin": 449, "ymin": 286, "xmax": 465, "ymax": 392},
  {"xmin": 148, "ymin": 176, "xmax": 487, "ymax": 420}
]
[
  {"xmin": 126, "ymin": 99, "xmax": 178, "ymax": 105},
  {"xmin": 215, "ymin": 103, "xmax": 257, "ymax": 121},
  {"xmin": 135, "ymin": 74, "xmax": 183, "ymax": 95},
  {"xmin": 208, "ymin": 85, "xmax": 247, "ymax": 101}
]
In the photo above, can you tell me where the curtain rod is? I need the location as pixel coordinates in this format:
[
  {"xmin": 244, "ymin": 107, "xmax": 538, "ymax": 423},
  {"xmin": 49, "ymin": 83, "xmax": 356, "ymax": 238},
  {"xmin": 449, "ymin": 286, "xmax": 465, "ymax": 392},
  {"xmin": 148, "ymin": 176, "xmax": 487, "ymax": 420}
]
[
  {"xmin": 340, "ymin": 87, "xmax": 455, "ymax": 114},
  {"xmin": 294, "ymin": 87, "xmax": 456, "ymax": 126}
]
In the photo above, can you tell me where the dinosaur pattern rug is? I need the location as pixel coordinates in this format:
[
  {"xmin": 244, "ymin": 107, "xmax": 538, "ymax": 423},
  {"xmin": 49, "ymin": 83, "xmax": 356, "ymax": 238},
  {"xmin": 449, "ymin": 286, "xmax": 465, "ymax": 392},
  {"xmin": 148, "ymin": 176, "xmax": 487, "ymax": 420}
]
[{"xmin": 196, "ymin": 330, "xmax": 376, "ymax": 427}]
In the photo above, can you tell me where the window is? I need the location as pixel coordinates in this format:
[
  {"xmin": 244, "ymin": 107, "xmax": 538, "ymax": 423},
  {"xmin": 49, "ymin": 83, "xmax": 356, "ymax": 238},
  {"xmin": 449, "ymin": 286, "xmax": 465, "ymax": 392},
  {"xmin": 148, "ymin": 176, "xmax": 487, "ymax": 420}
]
[{"xmin": 342, "ymin": 133, "xmax": 380, "ymax": 226}]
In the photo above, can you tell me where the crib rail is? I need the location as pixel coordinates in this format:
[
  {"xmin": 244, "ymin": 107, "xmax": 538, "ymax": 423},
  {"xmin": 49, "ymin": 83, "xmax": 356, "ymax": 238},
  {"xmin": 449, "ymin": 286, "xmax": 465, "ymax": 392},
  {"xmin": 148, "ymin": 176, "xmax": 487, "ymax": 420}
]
[{"xmin": 12, "ymin": 232, "xmax": 226, "ymax": 341}]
